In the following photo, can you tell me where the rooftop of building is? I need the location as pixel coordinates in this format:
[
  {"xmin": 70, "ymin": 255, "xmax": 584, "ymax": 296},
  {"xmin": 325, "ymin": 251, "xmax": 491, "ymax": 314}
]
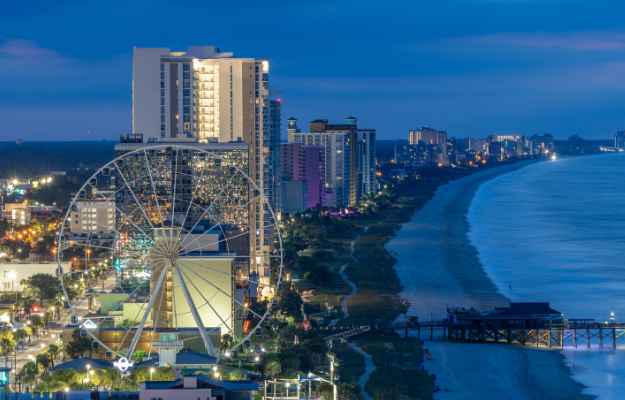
[
  {"xmin": 115, "ymin": 141, "xmax": 249, "ymax": 152},
  {"xmin": 143, "ymin": 374, "xmax": 258, "ymax": 391},
  {"xmin": 51, "ymin": 351, "xmax": 221, "ymax": 373}
]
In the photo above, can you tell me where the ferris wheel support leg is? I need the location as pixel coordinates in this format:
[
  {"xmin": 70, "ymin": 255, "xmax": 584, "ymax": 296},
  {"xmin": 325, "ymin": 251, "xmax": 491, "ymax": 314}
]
[
  {"xmin": 174, "ymin": 265, "xmax": 217, "ymax": 357},
  {"xmin": 126, "ymin": 263, "xmax": 169, "ymax": 359}
]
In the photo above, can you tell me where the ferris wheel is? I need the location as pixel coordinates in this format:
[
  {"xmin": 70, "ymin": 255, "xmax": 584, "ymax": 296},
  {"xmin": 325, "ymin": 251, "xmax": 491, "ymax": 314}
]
[{"xmin": 56, "ymin": 144, "xmax": 283, "ymax": 362}]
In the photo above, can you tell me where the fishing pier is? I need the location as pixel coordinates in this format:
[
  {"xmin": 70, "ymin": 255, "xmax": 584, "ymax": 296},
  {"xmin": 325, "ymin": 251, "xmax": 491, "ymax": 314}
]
[{"xmin": 376, "ymin": 303, "xmax": 625, "ymax": 349}]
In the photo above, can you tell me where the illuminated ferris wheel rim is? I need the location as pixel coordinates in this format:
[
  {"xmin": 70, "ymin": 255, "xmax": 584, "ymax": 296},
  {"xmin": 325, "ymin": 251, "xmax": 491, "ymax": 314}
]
[{"xmin": 56, "ymin": 144, "xmax": 283, "ymax": 362}]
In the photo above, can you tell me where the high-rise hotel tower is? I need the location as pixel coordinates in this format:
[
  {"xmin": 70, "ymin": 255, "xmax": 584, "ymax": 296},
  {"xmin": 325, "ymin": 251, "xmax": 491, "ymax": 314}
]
[{"xmin": 132, "ymin": 46, "xmax": 275, "ymax": 283}]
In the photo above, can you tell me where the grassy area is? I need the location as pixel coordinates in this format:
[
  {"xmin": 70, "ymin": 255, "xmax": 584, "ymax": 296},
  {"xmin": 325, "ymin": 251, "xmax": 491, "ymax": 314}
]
[
  {"xmin": 330, "ymin": 342, "xmax": 366, "ymax": 384},
  {"xmin": 357, "ymin": 334, "xmax": 434, "ymax": 400},
  {"xmin": 340, "ymin": 182, "xmax": 440, "ymax": 325}
]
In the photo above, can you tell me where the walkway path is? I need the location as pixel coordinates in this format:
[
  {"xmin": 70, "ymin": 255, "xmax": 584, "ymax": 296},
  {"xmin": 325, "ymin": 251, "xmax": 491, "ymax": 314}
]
[
  {"xmin": 348, "ymin": 342, "xmax": 375, "ymax": 400},
  {"xmin": 329, "ymin": 226, "xmax": 369, "ymax": 326}
]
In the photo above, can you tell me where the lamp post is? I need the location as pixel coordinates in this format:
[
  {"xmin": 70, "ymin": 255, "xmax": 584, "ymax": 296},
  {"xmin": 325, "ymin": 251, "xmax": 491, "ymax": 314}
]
[
  {"xmin": 150, "ymin": 368, "xmax": 155, "ymax": 381},
  {"xmin": 8, "ymin": 272, "xmax": 15, "ymax": 301}
]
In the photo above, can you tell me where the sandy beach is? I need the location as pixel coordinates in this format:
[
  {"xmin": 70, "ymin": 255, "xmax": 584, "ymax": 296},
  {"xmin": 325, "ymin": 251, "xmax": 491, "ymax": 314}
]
[{"xmin": 386, "ymin": 160, "xmax": 594, "ymax": 399}]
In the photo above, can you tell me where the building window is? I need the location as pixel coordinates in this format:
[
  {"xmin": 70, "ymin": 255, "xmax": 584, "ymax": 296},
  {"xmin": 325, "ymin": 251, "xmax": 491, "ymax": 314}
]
[
  {"xmin": 161, "ymin": 106, "xmax": 165, "ymax": 114},
  {"xmin": 3, "ymin": 283, "xmax": 9, "ymax": 290},
  {"xmin": 160, "ymin": 63, "xmax": 164, "ymax": 71},
  {"xmin": 161, "ymin": 89, "xmax": 165, "ymax": 96},
  {"xmin": 161, "ymin": 124, "xmax": 165, "ymax": 131},
  {"xmin": 183, "ymin": 89, "xmax": 190, "ymax": 97},
  {"xmin": 161, "ymin": 98, "xmax": 165, "ymax": 105},
  {"xmin": 161, "ymin": 115, "xmax": 165, "ymax": 122},
  {"xmin": 183, "ymin": 98, "xmax": 190, "ymax": 106},
  {"xmin": 183, "ymin": 72, "xmax": 190, "ymax": 79},
  {"xmin": 183, "ymin": 115, "xmax": 190, "ymax": 122},
  {"xmin": 183, "ymin": 106, "xmax": 190, "ymax": 114},
  {"xmin": 183, "ymin": 63, "xmax": 190, "ymax": 71},
  {"xmin": 183, "ymin": 80, "xmax": 190, "ymax": 88},
  {"xmin": 160, "ymin": 81, "xmax": 164, "ymax": 89}
]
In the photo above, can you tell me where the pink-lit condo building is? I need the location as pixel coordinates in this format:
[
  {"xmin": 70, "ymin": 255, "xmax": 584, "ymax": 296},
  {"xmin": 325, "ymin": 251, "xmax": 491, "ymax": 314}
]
[{"xmin": 281, "ymin": 142, "xmax": 332, "ymax": 213}]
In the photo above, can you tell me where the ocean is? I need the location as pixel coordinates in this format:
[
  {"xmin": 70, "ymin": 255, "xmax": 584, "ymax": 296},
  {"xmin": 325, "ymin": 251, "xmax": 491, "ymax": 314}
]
[{"xmin": 468, "ymin": 152, "xmax": 625, "ymax": 399}]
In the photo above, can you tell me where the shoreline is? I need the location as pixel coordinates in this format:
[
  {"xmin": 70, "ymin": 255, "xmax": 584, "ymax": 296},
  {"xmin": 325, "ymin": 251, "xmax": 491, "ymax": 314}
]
[{"xmin": 386, "ymin": 159, "xmax": 594, "ymax": 399}]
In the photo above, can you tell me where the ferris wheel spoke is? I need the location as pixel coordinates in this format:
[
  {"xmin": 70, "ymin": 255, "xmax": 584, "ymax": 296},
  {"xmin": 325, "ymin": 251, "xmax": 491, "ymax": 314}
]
[
  {"xmin": 177, "ymin": 263, "xmax": 266, "ymax": 321},
  {"xmin": 66, "ymin": 274, "xmax": 147, "ymax": 310},
  {"xmin": 183, "ymin": 168, "xmax": 242, "ymax": 242},
  {"xmin": 114, "ymin": 160, "xmax": 156, "ymax": 232},
  {"xmin": 59, "ymin": 240, "xmax": 142, "ymax": 256},
  {"xmin": 61, "ymin": 263, "xmax": 112, "ymax": 277},
  {"xmin": 147, "ymin": 270, "xmax": 168, "ymax": 356},
  {"xmin": 178, "ymin": 228, "xmax": 251, "ymax": 256},
  {"xmin": 179, "ymin": 222, "xmax": 278, "ymax": 259},
  {"xmin": 174, "ymin": 157, "xmax": 211, "ymax": 245},
  {"xmin": 126, "ymin": 262, "xmax": 169, "ymax": 358},
  {"xmin": 176, "ymin": 258, "xmax": 279, "ymax": 289},
  {"xmin": 115, "ymin": 284, "xmax": 155, "ymax": 354},
  {"xmin": 177, "ymin": 265, "xmax": 239, "ymax": 342},
  {"xmin": 173, "ymin": 264, "xmax": 217, "ymax": 357},
  {"xmin": 143, "ymin": 149, "xmax": 166, "ymax": 227},
  {"xmin": 176, "ymin": 193, "xmax": 261, "ymax": 257},
  {"xmin": 90, "ymin": 185, "xmax": 154, "ymax": 240},
  {"xmin": 170, "ymin": 147, "xmax": 180, "ymax": 226}
]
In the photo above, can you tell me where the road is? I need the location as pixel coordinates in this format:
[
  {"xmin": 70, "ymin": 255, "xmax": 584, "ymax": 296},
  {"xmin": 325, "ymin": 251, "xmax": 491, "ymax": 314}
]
[{"xmin": 9, "ymin": 272, "xmax": 118, "ymax": 390}]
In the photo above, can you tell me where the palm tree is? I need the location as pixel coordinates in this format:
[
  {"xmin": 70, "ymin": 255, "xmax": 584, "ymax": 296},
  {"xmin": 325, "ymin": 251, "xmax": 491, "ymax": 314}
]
[
  {"xmin": 220, "ymin": 333, "xmax": 234, "ymax": 353},
  {"xmin": 265, "ymin": 360, "xmax": 281, "ymax": 380},
  {"xmin": 16, "ymin": 327, "xmax": 28, "ymax": 349}
]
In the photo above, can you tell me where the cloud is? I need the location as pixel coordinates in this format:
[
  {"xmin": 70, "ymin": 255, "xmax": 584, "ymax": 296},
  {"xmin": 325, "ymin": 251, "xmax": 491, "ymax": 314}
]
[
  {"xmin": 463, "ymin": 31, "xmax": 625, "ymax": 51},
  {"xmin": 0, "ymin": 38, "xmax": 66, "ymax": 66}
]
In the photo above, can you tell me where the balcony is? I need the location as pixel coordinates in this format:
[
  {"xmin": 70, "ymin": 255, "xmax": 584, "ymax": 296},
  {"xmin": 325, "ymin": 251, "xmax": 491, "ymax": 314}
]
[{"xmin": 151, "ymin": 340, "xmax": 183, "ymax": 348}]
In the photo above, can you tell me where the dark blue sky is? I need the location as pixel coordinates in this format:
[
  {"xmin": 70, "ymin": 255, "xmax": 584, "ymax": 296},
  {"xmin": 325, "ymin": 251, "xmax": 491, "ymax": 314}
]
[{"xmin": 1, "ymin": 0, "xmax": 625, "ymax": 141}]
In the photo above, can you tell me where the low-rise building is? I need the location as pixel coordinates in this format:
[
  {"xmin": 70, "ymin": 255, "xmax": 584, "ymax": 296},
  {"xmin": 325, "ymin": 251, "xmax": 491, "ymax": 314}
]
[
  {"xmin": 139, "ymin": 374, "xmax": 258, "ymax": 400},
  {"xmin": 0, "ymin": 262, "xmax": 68, "ymax": 293},
  {"xmin": 69, "ymin": 197, "xmax": 115, "ymax": 234}
]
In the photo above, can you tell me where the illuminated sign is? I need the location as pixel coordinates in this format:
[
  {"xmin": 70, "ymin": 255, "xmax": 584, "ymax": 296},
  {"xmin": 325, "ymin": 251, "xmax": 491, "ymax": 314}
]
[
  {"xmin": 113, "ymin": 357, "xmax": 133, "ymax": 372},
  {"xmin": 81, "ymin": 320, "xmax": 98, "ymax": 330}
]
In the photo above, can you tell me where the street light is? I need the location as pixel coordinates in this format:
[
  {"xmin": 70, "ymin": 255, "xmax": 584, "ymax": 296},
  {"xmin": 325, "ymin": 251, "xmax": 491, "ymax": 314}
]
[
  {"xmin": 8, "ymin": 272, "xmax": 15, "ymax": 301},
  {"xmin": 150, "ymin": 368, "xmax": 155, "ymax": 380}
]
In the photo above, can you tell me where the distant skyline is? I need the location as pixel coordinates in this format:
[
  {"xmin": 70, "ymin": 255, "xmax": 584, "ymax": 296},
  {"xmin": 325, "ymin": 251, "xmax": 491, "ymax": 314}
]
[{"xmin": 1, "ymin": 0, "xmax": 625, "ymax": 141}]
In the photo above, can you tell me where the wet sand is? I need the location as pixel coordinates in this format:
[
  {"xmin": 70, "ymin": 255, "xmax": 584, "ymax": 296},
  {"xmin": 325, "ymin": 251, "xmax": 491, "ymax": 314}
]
[{"xmin": 386, "ymin": 160, "xmax": 593, "ymax": 399}]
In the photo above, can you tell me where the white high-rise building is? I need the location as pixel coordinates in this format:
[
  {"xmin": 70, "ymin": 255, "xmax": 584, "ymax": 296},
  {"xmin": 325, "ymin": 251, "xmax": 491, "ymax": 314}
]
[{"xmin": 132, "ymin": 46, "xmax": 275, "ymax": 281}]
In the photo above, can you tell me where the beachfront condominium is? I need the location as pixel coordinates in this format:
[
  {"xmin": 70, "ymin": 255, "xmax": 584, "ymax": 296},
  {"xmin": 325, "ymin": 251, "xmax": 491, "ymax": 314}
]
[
  {"xmin": 132, "ymin": 45, "xmax": 277, "ymax": 281},
  {"xmin": 409, "ymin": 127, "xmax": 448, "ymax": 165},
  {"xmin": 288, "ymin": 117, "xmax": 376, "ymax": 208},
  {"xmin": 615, "ymin": 130, "xmax": 625, "ymax": 151},
  {"xmin": 281, "ymin": 142, "xmax": 329, "ymax": 210},
  {"xmin": 409, "ymin": 127, "xmax": 447, "ymax": 146}
]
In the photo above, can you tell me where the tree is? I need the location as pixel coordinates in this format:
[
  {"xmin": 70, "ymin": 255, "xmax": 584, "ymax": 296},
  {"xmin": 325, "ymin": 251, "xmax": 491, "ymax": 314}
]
[
  {"xmin": 120, "ymin": 319, "xmax": 135, "ymax": 328},
  {"xmin": 339, "ymin": 382, "xmax": 361, "ymax": 397},
  {"xmin": 36, "ymin": 353, "xmax": 51, "ymax": 372},
  {"xmin": 132, "ymin": 350, "xmax": 147, "ymax": 362},
  {"xmin": 16, "ymin": 327, "xmax": 28, "ymax": 349},
  {"xmin": 35, "ymin": 241, "xmax": 49, "ymax": 255},
  {"xmin": 229, "ymin": 370, "xmax": 246, "ymax": 380},
  {"xmin": 126, "ymin": 366, "xmax": 150, "ymax": 387},
  {"xmin": 220, "ymin": 333, "xmax": 235, "ymax": 353},
  {"xmin": 317, "ymin": 381, "xmax": 333, "ymax": 399},
  {"xmin": 26, "ymin": 273, "xmax": 60, "ymax": 305},
  {"xmin": 65, "ymin": 329, "xmax": 92, "ymax": 359},
  {"xmin": 265, "ymin": 360, "xmax": 281, "ymax": 380},
  {"xmin": 46, "ymin": 344, "xmax": 60, "ymax": 368}
]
